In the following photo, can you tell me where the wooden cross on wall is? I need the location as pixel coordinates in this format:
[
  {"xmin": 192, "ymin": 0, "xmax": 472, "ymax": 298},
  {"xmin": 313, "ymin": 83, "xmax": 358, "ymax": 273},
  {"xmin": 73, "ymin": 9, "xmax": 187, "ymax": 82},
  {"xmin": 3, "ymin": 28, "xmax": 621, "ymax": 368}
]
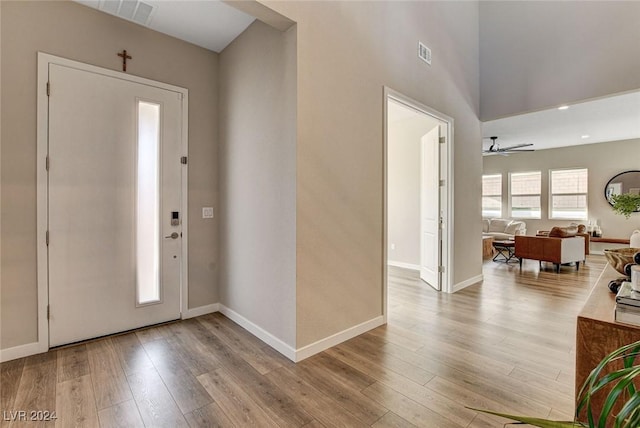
[{"xmin": 117, "ymin": 50, "xmax": 132, "ymax": 72}]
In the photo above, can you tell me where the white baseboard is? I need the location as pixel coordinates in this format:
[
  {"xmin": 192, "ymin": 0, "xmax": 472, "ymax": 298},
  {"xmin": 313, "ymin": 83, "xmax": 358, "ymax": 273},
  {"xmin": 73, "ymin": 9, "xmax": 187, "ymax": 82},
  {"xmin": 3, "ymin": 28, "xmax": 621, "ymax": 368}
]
[
  {"xmin": 1, "ymin": 306, "xmax": 384, "ymax": 367},
  {"xmin": 387, "ymin": 261, "xmax": 420, "ymax": 271},
  {"xmin": 218, "ymin": 305, "xmax": 297, "ymax": 362},
  {"xmin": 1, "ymin": 304, "xmax": 220, "ymax": 363},
  {"xmin": 0, "ymin": 341, "xmax": 47, "ymax": 363},
  {"xmin": 294, "ymin": 315, "xmax": 385, "ymax": 362},
  {"xmin": 452, "ymin": 274, "xmax": 483, "ymax": 293},
  {"xmin": 182, "ymin": 303, "xmax": 220, "ymax": 319}
]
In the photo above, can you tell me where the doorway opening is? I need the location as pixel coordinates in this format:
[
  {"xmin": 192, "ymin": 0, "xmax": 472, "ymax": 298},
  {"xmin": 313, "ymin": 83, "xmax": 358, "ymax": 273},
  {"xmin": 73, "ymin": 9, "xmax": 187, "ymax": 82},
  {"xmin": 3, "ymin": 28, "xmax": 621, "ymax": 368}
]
[
  {"xmin": 37, "ymin": 53, "xmax": 189, "ymax": 350},
  {"xmin": 383, "ymin": 88, "xmax": 453, "ymax": 316}
]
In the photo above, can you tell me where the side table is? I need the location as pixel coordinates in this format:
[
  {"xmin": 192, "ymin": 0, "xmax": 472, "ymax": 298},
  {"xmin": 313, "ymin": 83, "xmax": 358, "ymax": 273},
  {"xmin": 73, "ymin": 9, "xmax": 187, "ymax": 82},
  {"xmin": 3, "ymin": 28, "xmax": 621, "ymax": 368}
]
[
  {"xmin": 482, "ymin": 236, "xmax": 494, "ymax": 259},
  {"xmin": 492, "ymin": 240, "xmax": 518, "ymax": 263}
]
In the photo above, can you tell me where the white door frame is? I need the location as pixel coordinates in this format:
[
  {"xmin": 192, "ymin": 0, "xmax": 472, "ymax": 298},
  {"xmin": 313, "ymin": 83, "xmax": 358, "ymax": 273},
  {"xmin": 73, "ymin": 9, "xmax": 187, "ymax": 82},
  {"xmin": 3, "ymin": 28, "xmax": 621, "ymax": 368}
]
[
  {"xmin": 383, "ymin": 87, "xmax": 454, "ymax": 320},
  {"xmin": 36, "ymin": 52, "xmax": 189, "ymax": 352}
]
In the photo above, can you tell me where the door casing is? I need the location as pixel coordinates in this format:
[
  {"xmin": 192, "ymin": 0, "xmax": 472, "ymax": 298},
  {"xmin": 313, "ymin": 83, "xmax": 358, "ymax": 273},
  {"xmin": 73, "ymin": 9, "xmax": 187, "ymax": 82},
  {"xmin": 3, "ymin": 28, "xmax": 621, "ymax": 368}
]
[
  {"xmin": 383, "ymin": 87, "xmax": 454, "ymax": 321},
  {"xmin": 36, "ymin": 52, "xmax": 189, "ymax": 352}
]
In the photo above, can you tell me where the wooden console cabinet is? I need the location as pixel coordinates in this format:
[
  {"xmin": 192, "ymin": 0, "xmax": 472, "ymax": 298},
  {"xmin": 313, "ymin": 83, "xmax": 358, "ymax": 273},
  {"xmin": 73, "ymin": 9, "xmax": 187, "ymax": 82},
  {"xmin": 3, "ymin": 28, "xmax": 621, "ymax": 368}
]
[{"xmin": 576, "ymin": 264, "xmax": 640, "ymax": 425}]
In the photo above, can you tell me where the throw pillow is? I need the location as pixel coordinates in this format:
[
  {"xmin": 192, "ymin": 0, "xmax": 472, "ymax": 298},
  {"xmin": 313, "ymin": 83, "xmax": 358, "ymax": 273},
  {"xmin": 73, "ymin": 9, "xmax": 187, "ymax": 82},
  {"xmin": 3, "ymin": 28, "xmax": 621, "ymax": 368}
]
[
  {"xmin": 488, "ymin": 218, "xmax": 511, "ymax": 233},
  {"xmin": 504, "ymin": 221, "xmax": 523, "ymax": 235},
  {"xmin": 549, "ymin": 226, "xmax": 578, "ymax": 238}
]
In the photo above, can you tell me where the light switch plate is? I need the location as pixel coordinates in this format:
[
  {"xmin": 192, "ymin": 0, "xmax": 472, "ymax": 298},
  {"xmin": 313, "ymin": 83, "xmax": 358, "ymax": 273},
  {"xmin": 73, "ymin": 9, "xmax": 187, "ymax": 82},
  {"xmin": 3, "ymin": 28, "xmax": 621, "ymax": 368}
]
[{"xmin": 202, "ymin": 207, "xmax": 214, "ymax": 219}]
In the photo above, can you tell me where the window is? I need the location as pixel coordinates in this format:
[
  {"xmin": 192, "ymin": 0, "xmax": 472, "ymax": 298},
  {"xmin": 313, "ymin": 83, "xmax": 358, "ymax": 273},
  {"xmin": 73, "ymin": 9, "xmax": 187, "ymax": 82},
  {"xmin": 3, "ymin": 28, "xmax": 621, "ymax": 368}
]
[
  {"xmin": 482, "ymin": 174, "xmax": 502, "ymax": 218},
  {"xmin": 550, "ymin": 168, "xmax": 588, "ymax": 220},
  {"xmin": 510, "ymin": 171, "xmax": 541, "ymax": 218},
  {"xmin": 136, "ymin": 101, "xmax": 161, "ymax": 305}
]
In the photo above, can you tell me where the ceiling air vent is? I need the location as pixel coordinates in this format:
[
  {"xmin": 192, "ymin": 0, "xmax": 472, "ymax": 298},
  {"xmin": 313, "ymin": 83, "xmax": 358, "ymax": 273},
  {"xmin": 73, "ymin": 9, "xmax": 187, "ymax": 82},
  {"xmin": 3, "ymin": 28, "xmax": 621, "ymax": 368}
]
[
  {"xmin": 418, "ymin": 41, "xmax": 432, "ymax": 65},
  {"xmin": 99, "ymin": 0, "xmax": 155, "ymax": 26}
]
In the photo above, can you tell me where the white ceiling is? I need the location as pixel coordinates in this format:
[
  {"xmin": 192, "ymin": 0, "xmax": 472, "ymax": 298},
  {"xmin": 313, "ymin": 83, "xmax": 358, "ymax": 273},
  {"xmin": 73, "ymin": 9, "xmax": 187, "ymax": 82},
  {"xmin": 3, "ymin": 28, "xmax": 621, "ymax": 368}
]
[
  {"xmin": 482, "ymin": 90, "xmax": 640, "ymax": 152},
  {"xmin": 388, "ymin": 99, "xmax": 440, "ymax": 127},
  {"xmin": 388, "ymin": 99, "xmax": 421, "ymax": 123},
  {"xmin": 73, "ymin": 1, "xmax": 640, "ymax": 152},
  {"xmin": 76, "ymin": 0, "xmax": 255, "ymax": 53}
]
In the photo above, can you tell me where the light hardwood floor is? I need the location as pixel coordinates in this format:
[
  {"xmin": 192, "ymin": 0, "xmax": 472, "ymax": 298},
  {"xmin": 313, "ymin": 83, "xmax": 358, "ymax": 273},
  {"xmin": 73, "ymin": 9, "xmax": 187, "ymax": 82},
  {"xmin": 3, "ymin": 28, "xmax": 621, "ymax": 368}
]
[{"xmin": 1, "ymin": 255, "xmax": 606, "ymax": 427}]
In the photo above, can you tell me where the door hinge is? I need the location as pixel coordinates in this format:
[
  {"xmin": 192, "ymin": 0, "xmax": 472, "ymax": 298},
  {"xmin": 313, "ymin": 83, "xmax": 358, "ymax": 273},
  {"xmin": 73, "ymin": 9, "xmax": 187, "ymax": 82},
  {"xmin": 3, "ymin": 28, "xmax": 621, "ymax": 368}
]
[
  {"xmin": 438, "ymin": 266, "xmax": 444, "ymax": 273},
  {"xmin": 181, "ymin": 156, "xmax": 188, "ymax": 165},
  {"xmin": 47, "ymin": 305, "xmax": 50, "ymax": 320},
  {"xmin": 46, "ymin": 156, "xmax": 50, "ymax": 171},
  {"xmin": 439, "ymin": 179, "xmax": 445, "ymax": 186},
  {"xmin": 46, "ymin": 82, "xmax": 50, "ymax": 97},
  {"xmin": 439, "ymin": 136, "xmax": 445, "ymax": 144},
  {"xmin": 46, "ymin": 230, "xmax": 49, "ymax": 246}
]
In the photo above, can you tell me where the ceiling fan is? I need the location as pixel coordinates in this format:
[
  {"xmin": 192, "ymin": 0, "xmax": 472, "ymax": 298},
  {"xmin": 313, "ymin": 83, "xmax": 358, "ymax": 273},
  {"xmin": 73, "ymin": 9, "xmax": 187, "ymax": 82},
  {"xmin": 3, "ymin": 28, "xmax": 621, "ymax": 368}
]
[{"xmin": 483, "ymin": 136, "xmax": 534, "ymax": 156}]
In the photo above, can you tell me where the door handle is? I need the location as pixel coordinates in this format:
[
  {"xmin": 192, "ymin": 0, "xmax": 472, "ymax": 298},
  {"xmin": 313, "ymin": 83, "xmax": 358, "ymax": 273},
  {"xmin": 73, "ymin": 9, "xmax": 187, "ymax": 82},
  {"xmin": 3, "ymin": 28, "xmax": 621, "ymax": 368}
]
[{"xmin": 165, "ymin": 232, "xmax": 180, "ymax": 239}]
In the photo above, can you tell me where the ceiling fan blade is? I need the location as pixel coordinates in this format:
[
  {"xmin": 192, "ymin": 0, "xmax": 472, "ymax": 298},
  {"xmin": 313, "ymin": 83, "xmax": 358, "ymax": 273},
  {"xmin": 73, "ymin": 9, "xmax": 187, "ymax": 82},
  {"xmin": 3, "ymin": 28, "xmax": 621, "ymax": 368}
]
[
  {"xmin": 481, "ymin": 137, "xmax": 533, "ymax": 155},
  {"xmin": 501, "ymin": 143, "xmax": 533, "ymax": 150},
  {"xmin": 482, "ymin": 151, "xmax": 510, "ymax": 156}
]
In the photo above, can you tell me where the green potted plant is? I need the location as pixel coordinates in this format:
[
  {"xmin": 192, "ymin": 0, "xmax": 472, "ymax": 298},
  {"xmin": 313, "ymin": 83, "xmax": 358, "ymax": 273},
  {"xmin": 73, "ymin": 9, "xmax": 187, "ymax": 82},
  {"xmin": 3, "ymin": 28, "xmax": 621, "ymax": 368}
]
[
  {"xmin": 469, "ymin": 340, "xmax": 640, "ymax": 427},
  {"xmin": 611, "ymin": 194, "xmax": 640, "ymax": 219}
]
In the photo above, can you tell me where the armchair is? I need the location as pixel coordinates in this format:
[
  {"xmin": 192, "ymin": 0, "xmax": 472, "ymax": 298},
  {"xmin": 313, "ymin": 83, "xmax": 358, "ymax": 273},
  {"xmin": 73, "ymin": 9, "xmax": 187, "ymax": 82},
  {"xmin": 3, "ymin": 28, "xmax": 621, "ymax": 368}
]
[{"xmin": 515, "ymin": 234, "xmax": 586, "ymax": 273}]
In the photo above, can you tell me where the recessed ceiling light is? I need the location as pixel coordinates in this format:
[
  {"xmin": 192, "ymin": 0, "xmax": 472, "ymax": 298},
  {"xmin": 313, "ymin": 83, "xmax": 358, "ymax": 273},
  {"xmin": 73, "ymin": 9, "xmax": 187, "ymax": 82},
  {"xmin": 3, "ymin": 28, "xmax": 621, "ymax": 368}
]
[
  {"xmin": 581, "ymin": 135, "xmax": 590, "ymax": 139},
  {"xmin": 558, "ymin": 105, "xmax": 569, "ymax": 110}
]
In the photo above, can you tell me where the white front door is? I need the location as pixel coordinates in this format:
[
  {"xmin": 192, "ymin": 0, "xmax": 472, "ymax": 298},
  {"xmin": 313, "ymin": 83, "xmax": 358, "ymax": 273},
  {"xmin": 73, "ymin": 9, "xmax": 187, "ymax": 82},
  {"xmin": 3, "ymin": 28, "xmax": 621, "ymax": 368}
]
[
  {"xmin": 47, "ymin": 63, "xmax": 185, "ymax": 347},
  {"xmin": 420, "ymin": 127, "xmax": 441, "ymax": 290}
]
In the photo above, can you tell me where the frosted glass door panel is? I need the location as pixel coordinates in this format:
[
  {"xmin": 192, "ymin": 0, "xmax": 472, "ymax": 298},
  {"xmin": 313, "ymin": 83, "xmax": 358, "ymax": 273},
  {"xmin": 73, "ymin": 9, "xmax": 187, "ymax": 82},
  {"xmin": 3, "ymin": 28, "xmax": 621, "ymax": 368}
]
[{"xmin": 137, "ymin": 101, "xmax": 161, "ymax": 305}]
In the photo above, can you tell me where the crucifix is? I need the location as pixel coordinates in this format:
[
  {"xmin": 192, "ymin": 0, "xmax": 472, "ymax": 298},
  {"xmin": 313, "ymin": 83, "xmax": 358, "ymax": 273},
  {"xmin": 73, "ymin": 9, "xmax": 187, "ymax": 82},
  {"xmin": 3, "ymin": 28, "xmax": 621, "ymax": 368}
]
[{"xmin": 117, "ymin": 49, "xmax": 132, "ymax": 72}]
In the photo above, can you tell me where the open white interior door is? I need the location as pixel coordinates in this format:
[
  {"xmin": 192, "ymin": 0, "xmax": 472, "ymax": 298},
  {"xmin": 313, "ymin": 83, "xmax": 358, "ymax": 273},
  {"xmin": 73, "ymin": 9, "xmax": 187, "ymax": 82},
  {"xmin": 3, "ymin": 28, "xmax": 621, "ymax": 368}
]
[
  {"xmin": 47, "ymin": 62, "xmax": 185, "ymax": 347},
  {"xmin": 419, "ymin": 126, "xmax": 441, "ymax": 290}
]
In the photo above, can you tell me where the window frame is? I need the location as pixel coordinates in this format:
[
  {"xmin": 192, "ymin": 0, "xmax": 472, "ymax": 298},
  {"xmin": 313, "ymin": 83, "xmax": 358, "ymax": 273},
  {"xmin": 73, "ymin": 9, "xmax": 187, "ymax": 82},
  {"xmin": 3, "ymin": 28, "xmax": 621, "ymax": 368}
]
[
  {"xmin": 509, "ymin": 171, "xmax": 542, "ymax": 219},
  {"xmin": 549, "ymin": 167, "xmax": 588, "ymax": 221},
  {"xmin": 482, "ymin": 173, "xmax": 502, "ymax": 218}
]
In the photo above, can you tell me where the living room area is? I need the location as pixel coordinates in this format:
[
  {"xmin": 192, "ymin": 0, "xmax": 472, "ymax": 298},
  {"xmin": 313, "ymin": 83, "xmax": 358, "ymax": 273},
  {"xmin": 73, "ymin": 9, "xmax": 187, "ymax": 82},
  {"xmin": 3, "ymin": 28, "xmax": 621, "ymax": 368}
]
[{"xmin": 481, "ymin": 90, "xmax": 640, "ymax": 274}]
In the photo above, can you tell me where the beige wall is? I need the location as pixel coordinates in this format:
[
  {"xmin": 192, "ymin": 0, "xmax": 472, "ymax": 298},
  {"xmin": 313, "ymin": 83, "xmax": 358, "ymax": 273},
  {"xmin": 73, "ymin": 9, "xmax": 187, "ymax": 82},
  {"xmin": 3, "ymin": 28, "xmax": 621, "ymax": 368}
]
[
  {"xmin": 0, "ymin": 0, "xmax": 3, "ymax": 347},
  {"xmin": 483, "ymin": 139, "xmax": 640, "ymax": 239},
  {"xmin": 261, "ymin": 1, "xmax": 482, "ymax": 347},
  {"xmin": 387, "ymin": 111, "xmax": 439, "ymax": 267},
  {"xmin": 0, "ymin": 1, "xmax": 218, "ymax": 349},
  {"xmin": 218, "ymin": 20, "xmax": 297, "ymax": 347},
  {"xmin": 480, "ymin": 1, "xmax": 640, "ymax": 120}
]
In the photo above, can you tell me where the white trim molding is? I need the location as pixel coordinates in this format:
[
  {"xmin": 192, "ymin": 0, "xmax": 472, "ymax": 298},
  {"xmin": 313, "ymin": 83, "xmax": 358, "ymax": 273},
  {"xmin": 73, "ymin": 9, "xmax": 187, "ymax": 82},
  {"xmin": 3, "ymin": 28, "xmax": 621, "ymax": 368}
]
[
  {"xmin": 218, "ymin": 305, "xmax": 297, "ymax": 361},
  {"xmin": 387, "ymin": 261, "xmax": 420, "ymax": 271},
  {"xmin": 36, "ymin": 52, "xmax": 189, "ymax": 354},
  {"xmin": 383, "ymin": 86, "xmax": 455, "ymax": 305},
  {"xmin": 0, "ymin": 342, "xmax": 47, "ymax": 363},
  {"xmin": 452, "ymin": 274, "xmax": 483, "ymax": 293},
  {"xmin": 294, "ymin": 316, "xmax": 385, "ymax": 362},
  {"xmin": 182, "ymin": 303, "xmax": 220, "ymax": 319}
]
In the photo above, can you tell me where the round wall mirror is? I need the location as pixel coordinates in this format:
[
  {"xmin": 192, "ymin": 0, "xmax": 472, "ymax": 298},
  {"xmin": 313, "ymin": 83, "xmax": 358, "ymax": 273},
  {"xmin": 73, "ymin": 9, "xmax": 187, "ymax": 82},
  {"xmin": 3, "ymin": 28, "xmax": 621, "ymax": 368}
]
[{"xmin": 605, "ymin": 170, "xmax": 640, "ymax": 209}]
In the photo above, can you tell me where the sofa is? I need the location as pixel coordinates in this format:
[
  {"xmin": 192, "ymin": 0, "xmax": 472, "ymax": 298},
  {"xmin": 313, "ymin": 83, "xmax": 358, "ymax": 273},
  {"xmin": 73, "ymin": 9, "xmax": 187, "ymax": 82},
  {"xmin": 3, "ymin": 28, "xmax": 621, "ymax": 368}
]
[
  {"xmin": 515, "ymin": 226, "xmax": 586, "ymax": 273},
  {"xmin": 482, "ymin": 218, "xmax": 527, "ymax": 241}
]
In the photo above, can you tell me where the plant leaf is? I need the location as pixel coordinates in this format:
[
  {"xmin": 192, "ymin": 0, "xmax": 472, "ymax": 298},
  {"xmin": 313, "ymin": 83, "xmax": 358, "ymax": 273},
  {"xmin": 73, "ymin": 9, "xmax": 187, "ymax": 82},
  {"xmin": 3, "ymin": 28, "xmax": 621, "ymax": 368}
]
[
  {"xmin": 600, "ymin": 367, "xmax": 640, "ymax": 427},
  {"xmin": 576, "ymin": 341, "xmax": 640, "ymax": 422},
  {"xmin": 614, "ymin": 390, "xmax": 640, "ymax": 428},
  {"xmin": 467, "ymin": 408, "xmax": 585, "ymax": 427}
]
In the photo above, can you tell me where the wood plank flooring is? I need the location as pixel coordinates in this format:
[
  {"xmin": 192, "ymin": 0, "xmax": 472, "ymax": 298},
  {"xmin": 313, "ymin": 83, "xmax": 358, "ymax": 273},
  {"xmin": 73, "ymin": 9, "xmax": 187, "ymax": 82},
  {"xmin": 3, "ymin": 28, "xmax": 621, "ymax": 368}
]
[{"xmin": 0, "ymin": 255, "xmax": 606, "ymax": 427}]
